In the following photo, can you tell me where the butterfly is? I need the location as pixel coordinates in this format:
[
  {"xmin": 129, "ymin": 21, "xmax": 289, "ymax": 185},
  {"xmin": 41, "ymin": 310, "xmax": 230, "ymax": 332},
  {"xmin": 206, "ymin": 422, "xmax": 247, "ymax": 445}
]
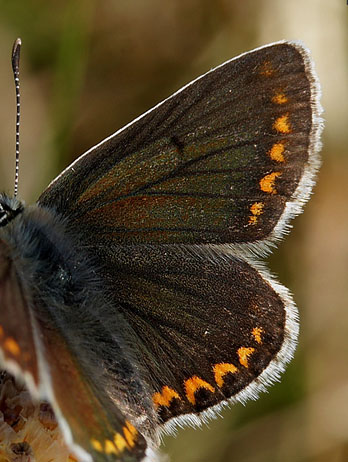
[{"xmin": 0, "ymin": 39, "xmax": 322, "ymax": 461}]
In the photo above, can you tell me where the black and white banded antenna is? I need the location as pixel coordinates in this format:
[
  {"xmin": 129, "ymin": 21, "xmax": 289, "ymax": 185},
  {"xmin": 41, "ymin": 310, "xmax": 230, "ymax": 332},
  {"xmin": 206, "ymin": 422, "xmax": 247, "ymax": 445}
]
[{"xmin": 11, "ymin": 38, "xmax": 21, "ymax": 198}]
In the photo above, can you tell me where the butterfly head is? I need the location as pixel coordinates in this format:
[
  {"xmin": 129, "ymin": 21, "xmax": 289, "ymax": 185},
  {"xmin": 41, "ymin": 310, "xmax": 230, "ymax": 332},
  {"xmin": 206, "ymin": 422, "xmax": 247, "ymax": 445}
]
[{"xmin": 0, "ymin": 195, "xmax": 24, "ymax": 228}]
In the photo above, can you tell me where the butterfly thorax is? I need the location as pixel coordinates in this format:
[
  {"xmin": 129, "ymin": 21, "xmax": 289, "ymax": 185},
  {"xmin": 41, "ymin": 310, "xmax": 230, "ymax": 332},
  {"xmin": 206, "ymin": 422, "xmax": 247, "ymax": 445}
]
[{"xmin": 0, "ymin": 195, "xmax": 77, "ymax": 299}]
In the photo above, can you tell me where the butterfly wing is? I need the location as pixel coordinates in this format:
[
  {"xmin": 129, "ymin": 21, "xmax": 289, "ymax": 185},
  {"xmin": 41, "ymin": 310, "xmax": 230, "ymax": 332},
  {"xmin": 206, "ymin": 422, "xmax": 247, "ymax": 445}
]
[
  {"xmin": 95, "ymin": 244, "xmax": 297, "ymax": 427},
  {"xmin": 0, "ymin": 239, "xmax": 40, "ymax": 387},
  {"xmin": 0, "ymin": 237, "xmax": 147, "ymax": 462},
  {"xmin": 37, "ymin": 309, "xmax": 147, "ymax": 462},
  {"xmin": 38, "ymin": 41, "xmax": 322, "ymax": 249}
]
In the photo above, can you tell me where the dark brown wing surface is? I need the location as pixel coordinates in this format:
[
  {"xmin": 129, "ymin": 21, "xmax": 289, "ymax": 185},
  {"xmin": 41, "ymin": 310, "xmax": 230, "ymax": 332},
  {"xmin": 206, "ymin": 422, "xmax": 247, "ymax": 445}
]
[
  {"xmin": 100, "ymin": 244, "xmax": 295, "ymax": 425},
  {"xmin": 38, "ymin": 42, "xmax": 321, "ymax": 247}
]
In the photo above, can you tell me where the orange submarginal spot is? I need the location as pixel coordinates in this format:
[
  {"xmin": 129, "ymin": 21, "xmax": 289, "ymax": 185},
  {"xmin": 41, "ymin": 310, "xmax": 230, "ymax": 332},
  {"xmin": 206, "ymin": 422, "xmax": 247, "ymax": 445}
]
[
  {"xmin": 259, "ymin": 172, "xmax": 281, "ymax": 195},
  {"xmin": 105, "ymin": 439, "xmax": 118, "ymax": 455},
  {"xmin": 272, "ymin": 91, "xmax": 288, "ymax": 104},
  {"xmin": 153, "ymin": 385, "xmax": 181, "ymax": 408},
  {"xmin": 248, "ymin": 202, "xmax": 264, "ymax": 225},
  {"xmin": 238, "ymin": 347, "xmax": 255, "ymax": 368},
  {"xmin": 252, "ymin": 327, "xmax": 263, "ymax": 344},
  {"xmin": 4, "ymin": 337, "xmax": 20, "ymax": 356},
  {"xmin": 114, "ymin": 432, "xmax": 129, "ymax": 452},
  {"xmin": 273, "ymin": 113, "xmax": 292, "ymax": 134},
  {"xmin": 0, "ymin": 325, "xmax": 4, "ymax": 338},
  {"xmin": 259, "ymin": 60, "xmax": 274, "ymax": 77},
  {"xmin": 268, "ymin": 142, "xmax": 286, "ymax": 163},
  {"xmin": 213, "ymin": 363, "xmax": 238, "ymax": 388},
  {"xmin": 184, "ymin": 376, "xmax": 215, "ymax": 405},
  {"xmin": 91, "ymin": 438, "xmax": 103, "ymax": 452},
  {"xmin": 122, "ymin": 421, "xmax": 138, "ymax": 448}
]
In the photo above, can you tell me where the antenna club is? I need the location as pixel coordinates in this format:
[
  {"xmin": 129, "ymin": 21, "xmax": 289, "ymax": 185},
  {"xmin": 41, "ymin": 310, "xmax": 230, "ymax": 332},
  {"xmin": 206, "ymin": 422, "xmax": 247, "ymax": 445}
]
[{"xmin": 12, "ymin": 38, "xmax": 21, "ymax": 72}]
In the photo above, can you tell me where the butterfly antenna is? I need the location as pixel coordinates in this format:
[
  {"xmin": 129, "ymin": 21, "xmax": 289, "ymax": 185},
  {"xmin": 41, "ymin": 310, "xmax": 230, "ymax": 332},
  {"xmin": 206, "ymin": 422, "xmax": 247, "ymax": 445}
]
[{"xmin": 11, "ymin": 38, "xmax": 21, "ymax": 198}]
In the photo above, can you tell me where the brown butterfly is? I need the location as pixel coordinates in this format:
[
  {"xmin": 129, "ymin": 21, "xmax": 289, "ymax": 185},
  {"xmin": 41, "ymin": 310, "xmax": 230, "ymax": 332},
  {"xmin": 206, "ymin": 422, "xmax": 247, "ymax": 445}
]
[{"xmin": 0, "ymin": 39, "xmax": 322, "ymax": 461}]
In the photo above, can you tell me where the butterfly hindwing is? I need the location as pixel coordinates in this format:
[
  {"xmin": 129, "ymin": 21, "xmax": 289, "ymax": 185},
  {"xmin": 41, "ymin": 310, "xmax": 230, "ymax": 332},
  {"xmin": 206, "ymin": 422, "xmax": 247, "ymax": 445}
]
[
  {"xmin": 96, "ymin": 244, "xmax": 297, "ymax": 426},
  {"xmin": 38, "ymin": 42, "xmax": 321, "ymax": 248}
]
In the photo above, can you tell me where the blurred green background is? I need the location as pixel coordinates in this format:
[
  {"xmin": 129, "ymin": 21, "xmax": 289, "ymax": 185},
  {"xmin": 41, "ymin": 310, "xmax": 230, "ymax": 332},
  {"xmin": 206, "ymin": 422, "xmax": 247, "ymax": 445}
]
[{"xmin": 0, "ymin": 0, "xmax": 347, "ymax": 461}]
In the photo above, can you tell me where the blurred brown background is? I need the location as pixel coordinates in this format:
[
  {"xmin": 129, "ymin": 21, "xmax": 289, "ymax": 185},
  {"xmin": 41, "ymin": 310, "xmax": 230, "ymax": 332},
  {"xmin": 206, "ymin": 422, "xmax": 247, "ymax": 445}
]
[{"xmin": 0, "ymin": 0, "xmax": 347, "ymax": 461}]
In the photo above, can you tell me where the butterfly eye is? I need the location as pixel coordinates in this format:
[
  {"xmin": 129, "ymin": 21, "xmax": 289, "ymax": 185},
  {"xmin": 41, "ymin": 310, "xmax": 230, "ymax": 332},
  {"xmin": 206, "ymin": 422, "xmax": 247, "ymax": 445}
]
[
  {"xmin": 0, "ymin": 204, "xmax": 7, "ymax": 226},
  {"xmin": 0, "ymin": 198, "xmax": 23, "ymax": 227}
]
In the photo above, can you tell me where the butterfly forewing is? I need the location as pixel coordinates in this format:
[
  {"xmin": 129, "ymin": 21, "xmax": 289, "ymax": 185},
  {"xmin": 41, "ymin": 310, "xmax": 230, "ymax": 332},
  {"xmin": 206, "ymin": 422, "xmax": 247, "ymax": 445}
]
[{"xmin": 38, "ymin": 42, "xmax": 321, "ymax": 248}]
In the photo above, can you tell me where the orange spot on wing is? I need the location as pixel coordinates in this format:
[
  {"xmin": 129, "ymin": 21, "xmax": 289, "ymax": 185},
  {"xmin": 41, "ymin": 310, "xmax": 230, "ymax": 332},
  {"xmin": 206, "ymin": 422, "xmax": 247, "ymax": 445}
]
[
  {"xmin": 184, "ymin": 376, "xmax": 215, "ymax": 405},
  {"xmin": 125, "ymin": 421, "xmax": 137, "ymax": 436},
  {"xmin": 260, "ymin": 172, "xmax": 281, "ymax": 194},
  {"xmin": 4, "ymin": 337, "xmax": 20, "ymax": 356},
  {"xmin": 105, "ymin": 439, "xmax": 118, "ymax": 455},
  {"xmin": 252, "ymin": 327, "xmax": 263, "ymax": 344},
  {"xmin": 123, "ymin": 421, "xmax": 137, "ymax": 448},
  {"xmin": 273, "ymin": 114, "xmax": 291, "ymax": 133},
  {"xmin": 272, "ymin": 92, "xmax": 288, "ymax": 104},
  {"xmin": 91, "ymin": 438, "xmax": 103, "ymax": 452},
  {"xmin": 114, "ymin": 432, "xmax": 128, "ymax": 452},
  {"xmin": 260, "ymin": 61, "xmax": 274, "ymax": 77},
  {"xmin": 153, "ymin": 386, "xmax": 180, "ymax": 408},
  {"xmin": 213, "ymin": 363, "xmax": 238, "ymax": 387},
  {"xmin": 268, "ymin": 142, "xmax": 286, "ymax": 163},
  {"xmin": 248, "ymin": 202, "xmax": 264, "ymax": 225},
  {"xmin": 238, "ymin": 347, "xmax": 255, "ymax": 368},
  {"xmin": 0, "ymin": 325, "xmax": 4, "ymax": 338}
]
